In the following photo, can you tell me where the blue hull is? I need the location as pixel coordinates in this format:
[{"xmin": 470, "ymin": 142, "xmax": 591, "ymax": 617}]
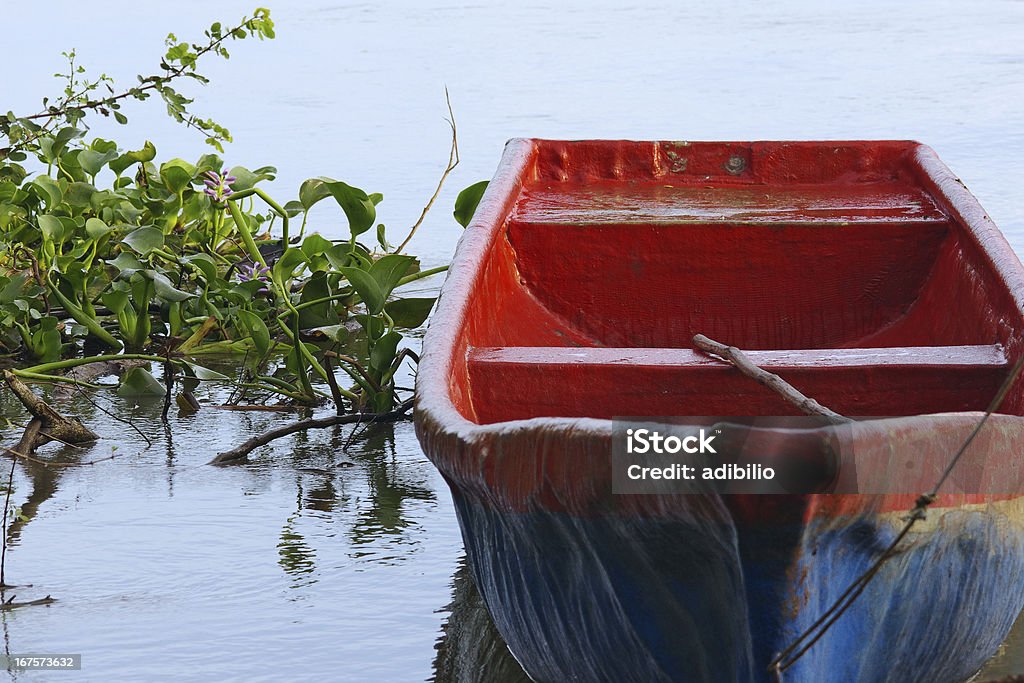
[{"xmin": 452, "ymin": 491, "xmax": 1024, "ymax": 682}]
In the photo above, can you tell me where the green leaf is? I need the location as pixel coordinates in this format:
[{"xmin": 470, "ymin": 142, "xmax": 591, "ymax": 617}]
[
  {"xmin": 160, "ymin": 159, "xmax": 195, "ymax": 194},
  {"xmin": 31, "ymin": 175, "xmax": 63, "ymax": 209},
  {"xmin": 193, "ymin": 153, "xmax": 224, "ymax": 177},
  {"xmin": 298, "ymin": 178, "xmax": 331, "ymax": 211},
  {"xmin": 324, "ymin": 242, "xmax": 359, "ymax": 270},
  {"xmin": 30, "ymin": 316, "xmax": 62, "ymax": 362},
  {"xmin": 384, "ymin": 297, "xmax": 436, "ymax": 328},
  {"xmin": 0, "ymin": 275, "xmax": 27, "ymax": 304},
  {"xmin": 117, "ymin": 367, "xmax": 165, "ymax": 397},
  {"xmin": 376, "ymin": 224, "xmax": 391, "ymax": 250},
  {"xmin": 54, "ymin": 126, "xmax": 83, "ymax": 147},
  {"xmin": 236, "ymin": 309, "xmax": 271, "ymax": 356},
  {"xmin": 372, "ymin": 387, "xmax": 396, "ymax": 413},
  {"xmin": 297, "ymin": 271, "xmax": 336, "ymax": 328},
  {"xmin": 228, "ymin": 165, "xmax": 275, "ymax": 192},
  {"xmin": 183, "ymin": 361, "xmax": 229, "ymax": 381},
  {"xmin": 323, "ymin": 181, "xmax": 376, "ymax": 236},
  {"xmin": 370, "ymin": 330, "xmax": 402, "ymax": 375},
  {"xmin": 101, "ymin": 289, "xmax": 131, "ymax": 315},
  {"xmin": 300, "ymin": 233, "xmax": 333, "ymax": 259},
  {"xmin": 109, "ymin": 141, "xmax": 157, "ymax": 175},
  {"xmin": 339, "ymin": 267, "xmax": 385, "ymax": 314},
  {"xmin": 85, "ymin": 217, "xmax": 113, "ymax": 240},
  {"xmin": 65, "ymin": 182, "xmax": 96, "ymax": 209},
  {"xmin": 37, "ymin": 214, "xmax": 64, "ymax": 242},
  {"xmin": 272, "ymin": 248, "xmax": 308, "ymax": 283},
  {"xmin": 369, "ymin": 254, "xmax": 416, "ymax": 299},
  {"xmin": 307, "ymin": 323, "xmax": 350, "ymax": 344},
  {"xmin": 90, "ymin": 138, "xmax": 118, "ymax": 154},
  {"xmin": 79, "ymin": 148, "xmax": 118, "ymax": 177},
  {"xmin": 107, "ymin": 251, "xmax": 146, "ymax": 275},
  {"xmin": 182, "ymin": 253, "xmax": 218, "ymax": 282},
  {"xmin": 122, "ymin": 226, "xmax": 164, "ymax": 255},
  {"xmin": 147, "ymin": 271, "xmax": 193, "ymax": 302},
  {"xmin": 454, "ymin": 180, "xmax": 489, "ymax": 227}
]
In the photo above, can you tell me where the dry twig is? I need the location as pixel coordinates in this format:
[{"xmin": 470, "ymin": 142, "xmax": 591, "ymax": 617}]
[
  {"xmin": 395, "ymin": 89, "xmax": 459, "ymax": 254},
  {"xmin": 692, "ymin": 334, "xmax": 850, "ymax": 423},
  {"xmin": 209, "ymin": 399, "xmax": 414, "ymax": 465}
]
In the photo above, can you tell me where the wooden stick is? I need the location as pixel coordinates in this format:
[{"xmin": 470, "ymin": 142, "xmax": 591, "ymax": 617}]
[
  {"xmin": 692, "ymin": 334, "xmax": 851, "ymax": 423},
  {"xmin": 4, "ymin": 370, "xmax": 99, "ymax": 456},
  {"xmin": 208, "ymin": 400, "xmax": 414, "ymax": 466},
  {"xmin": 0, "ymin": 595, "xmax": 56, "ymax": 610}
]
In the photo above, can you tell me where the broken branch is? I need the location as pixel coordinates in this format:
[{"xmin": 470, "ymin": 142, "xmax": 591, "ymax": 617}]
[
  {"xmin": 692, "ymin": 334, "xmax": 851, "ymax": 423},
  {"xmin": 209, "ymin": 399, "xmax": 414, "ymax": 466}
]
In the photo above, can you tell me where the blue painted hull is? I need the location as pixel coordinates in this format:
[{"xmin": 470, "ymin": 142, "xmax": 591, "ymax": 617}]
[{"xmin": 451, "ymin": 491, "xmax": 1024, "ymax": 682}]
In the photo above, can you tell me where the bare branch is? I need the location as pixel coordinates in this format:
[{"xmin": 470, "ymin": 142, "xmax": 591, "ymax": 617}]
[
  {"xmin": 692, "ymin": 334, "xmax": 850, "ymax": 423},
  {"xmin": 209, "ymin": 400, "xmax": 413, "ymax": 466},
  {"xmin": 394, "ymin": 89, "xmax": 460, "ymax": 254}
]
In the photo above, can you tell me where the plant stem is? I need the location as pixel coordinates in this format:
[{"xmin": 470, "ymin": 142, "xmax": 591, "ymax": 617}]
[
  {"xmin": 396, "ymin": 265, "xmax": 448, "ymax": 287},
  {"xmin": 19, "ymin": 353, "xmax": 171, "ymax": 374}
]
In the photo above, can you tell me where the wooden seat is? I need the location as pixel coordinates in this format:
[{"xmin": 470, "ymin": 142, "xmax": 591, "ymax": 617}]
[
  {"xmin": 467, "ymin": 345, "xmax": 1008, "ymax": 423},
  {"xmin": 514, "ymin": 181, "xmax": 948, "ymax": 226}
]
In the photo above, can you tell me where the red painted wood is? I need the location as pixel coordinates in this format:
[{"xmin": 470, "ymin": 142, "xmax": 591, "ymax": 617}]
[
  {"xmin": 414, "ymin": 139, "xmax": 1024, "ymax": 516},
  {"xmin": 467, "ymin": 345, "xmax": 1007, "ymax": 422},
  {"xmin": 471, "ymin": 344, "xmax": 1007, "ymax": 368},
  {"xmin": 507, "ymin": 220, "xmax": 949, "ymax": 349},
  {"xmin": 514, "ymin": 182, "xmax": 945, "ymax": 225}
]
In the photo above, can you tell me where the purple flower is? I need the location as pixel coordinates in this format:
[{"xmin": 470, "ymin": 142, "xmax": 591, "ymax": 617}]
[
  {"xmin": 237, "ymin": 262, "xmax": 271, "ymax": 294},
  {"xmin": 203, "ymin": 169, "xmax": 237, "ymax": 204}
]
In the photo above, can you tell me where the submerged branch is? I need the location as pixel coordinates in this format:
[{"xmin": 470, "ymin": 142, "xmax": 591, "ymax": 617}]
[
  {"xmin": 0, "ymin": 595, "xmax": 56, "ymax": 610},
  {"xmin": 209, "ymin": 399, "xmax": 414, "ymax": 466}
]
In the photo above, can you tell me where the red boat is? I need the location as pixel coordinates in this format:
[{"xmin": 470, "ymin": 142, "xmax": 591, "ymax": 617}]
[{"xmin": 415, "ymin": 139, "xmax": 1024, "ymax": 682}]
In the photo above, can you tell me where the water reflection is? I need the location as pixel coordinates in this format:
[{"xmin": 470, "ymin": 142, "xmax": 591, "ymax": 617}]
[
  {"xmin": 432, "ymin": 557, "xmax": 531, "ymax": 683},
  {"xmin": 347, "ymin": 423, "xmax": 436, "ymax": 560},
  {"xmin": 278, "ymin": 514, "xmax": 318, "ymax": 584},
  {"xmin": 4, "ymin": 445, "xmax": 74, "ymax": 545}
]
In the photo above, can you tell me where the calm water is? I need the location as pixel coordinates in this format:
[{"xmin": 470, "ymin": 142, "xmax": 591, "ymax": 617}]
[{"xmin": 3, "ymin": 1, "xmax": 1024, "ymax": 680}]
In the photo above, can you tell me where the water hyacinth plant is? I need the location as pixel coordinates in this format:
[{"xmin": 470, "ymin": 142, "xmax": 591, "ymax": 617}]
[{"xmin": 0, "ymin": 7, "xmax": 483, "ymax": 439}]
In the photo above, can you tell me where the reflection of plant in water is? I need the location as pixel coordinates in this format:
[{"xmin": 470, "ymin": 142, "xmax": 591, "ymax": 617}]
[
  {"xmin": 348, "ymin": 424, "xmax": 435, "ymax": 555},
  {"xmin": 267, "ymin": 422, "xmax": 439, "ymax": 584},
  {"xmin": 278, "ymin": 514, "xmax": 317, "ymax": 584}
]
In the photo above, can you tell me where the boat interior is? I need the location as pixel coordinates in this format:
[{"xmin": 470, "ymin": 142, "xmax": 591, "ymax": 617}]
[{"xmin": 451, "ymin": 141, "xmax": 1024, "ymax": 424}]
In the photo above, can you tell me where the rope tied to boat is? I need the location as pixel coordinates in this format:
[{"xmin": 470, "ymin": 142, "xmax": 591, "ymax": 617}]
[{"xmin": 691, "ymin": 334, "xmax": 1024, "ymax": 681}]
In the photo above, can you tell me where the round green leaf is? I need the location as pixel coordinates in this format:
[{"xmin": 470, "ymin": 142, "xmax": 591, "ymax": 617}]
[
  {"xmin": 454, "ymin": 180, "xmax": 489, "ymax": 228},
  {"xmin": 384, "ymin": 297, "xmax": 436, "ymax": 328},
  {"xmin": 323, "ymin": 181, "xmax": 376, "ymax": 236},
  {"xmin": 299, "ymin": 177, "xmax": 331, "ymax": 211},
  {"xmin": 236, "ymin": 310, "xmax": 271, "ymax": 356},
  {"xmin": 339, "ymin": 266, "xmax": 385, "ymax": 314},
  {"xmin": 79, "ymin": 149, "xmax": 118, "ymax": 177},
  {"xmin": 122, "ymin": 226, "xmax": 165, "ymax": 256},
  {"xmin": 37, "ymin": 214, "xmax": 64, "ymax": 242},
  {"xmin": 117, "ymin": 367, "xmax": 166, "ymax": 397},
  {"xmin": 31, "ymin": 176, "xmax": 63, "ymax": 209},
  {"xmin": 160, "ymin": 159, "xmax": 195, "ymax": 194},
  {"xmin": 85, "ymin": 217, "xmax": 113, "ymax": 239}
]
